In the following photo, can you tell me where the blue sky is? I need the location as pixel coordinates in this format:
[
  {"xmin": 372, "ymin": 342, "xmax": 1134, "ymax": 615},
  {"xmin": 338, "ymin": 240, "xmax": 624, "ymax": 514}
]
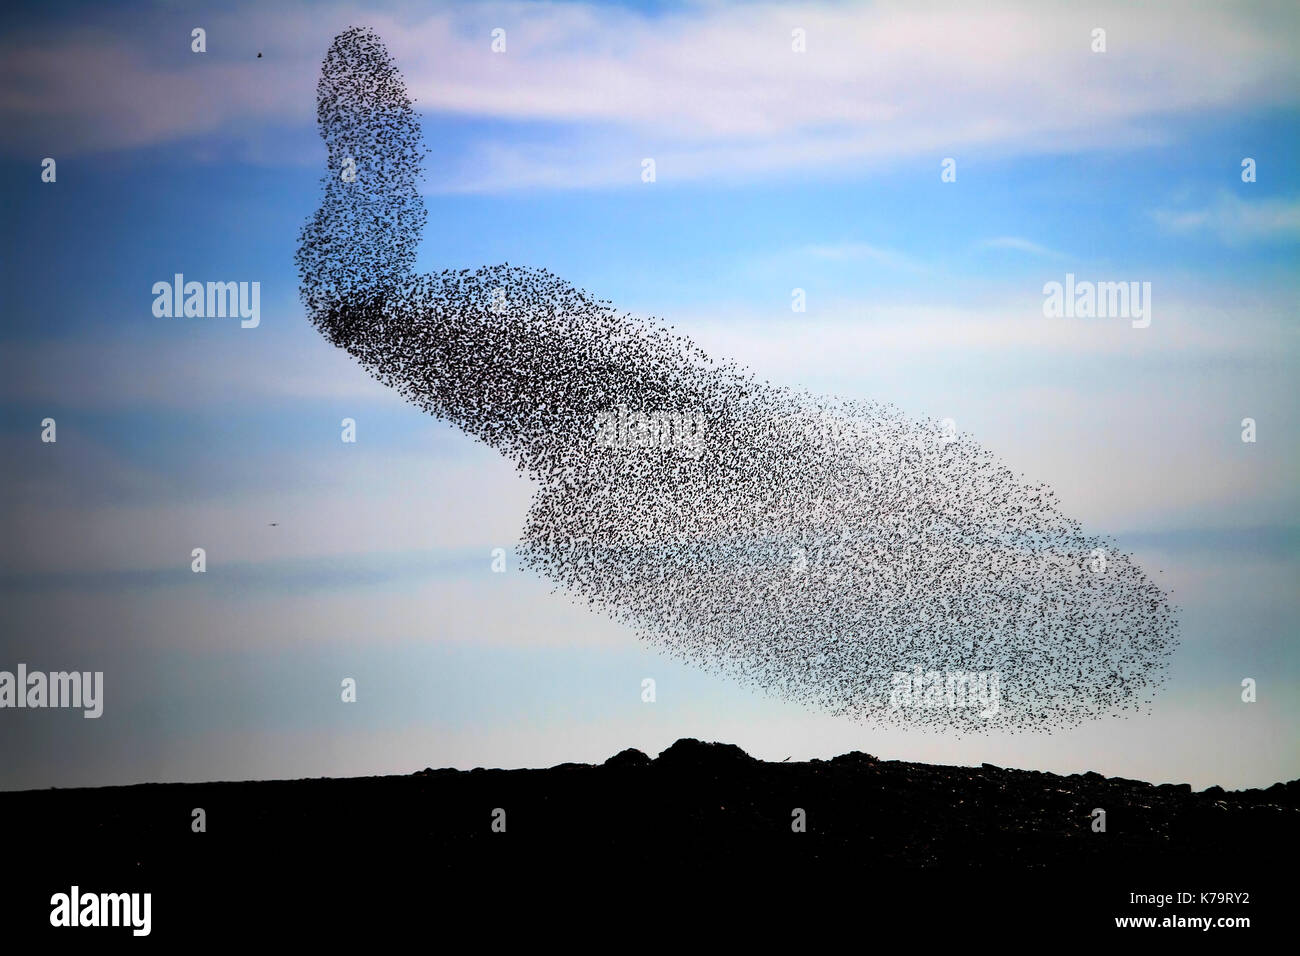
[{"xmin": 1, "ymin": 0, "xmax": 1297, "ymax": 790}]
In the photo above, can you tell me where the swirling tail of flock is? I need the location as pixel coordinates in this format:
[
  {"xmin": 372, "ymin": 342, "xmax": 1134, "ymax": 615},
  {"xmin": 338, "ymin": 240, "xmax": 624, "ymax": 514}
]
[{"xmin": 296, "ymin": 27, "xmax": 1178, "ymax": 733}]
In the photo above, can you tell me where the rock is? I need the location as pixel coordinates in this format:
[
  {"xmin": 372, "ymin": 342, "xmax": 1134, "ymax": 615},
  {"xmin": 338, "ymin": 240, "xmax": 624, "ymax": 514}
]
[
  {"xmin": 604, "ymin": 748, "xmax": 651, "ymax": 769},
  {"xmin": 655, "ymin": 738, "xmax": 755, "ymax": 768},
  {"xmin": 829, "ymin": 751, "xmax": 878, "ymax": 766}
]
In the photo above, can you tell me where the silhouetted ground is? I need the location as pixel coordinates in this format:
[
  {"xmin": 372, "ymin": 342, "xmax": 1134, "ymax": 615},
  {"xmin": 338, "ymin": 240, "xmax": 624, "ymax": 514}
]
[{"xmin": 3, "ymin": 739, "xmax": 1293, "ymax": 940}]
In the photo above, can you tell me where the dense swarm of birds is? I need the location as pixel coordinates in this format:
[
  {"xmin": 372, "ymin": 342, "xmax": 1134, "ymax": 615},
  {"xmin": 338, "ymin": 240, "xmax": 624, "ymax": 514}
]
[{"xmin": 297, "ymin": 28, "xmax": 1178, "ymax": 732}]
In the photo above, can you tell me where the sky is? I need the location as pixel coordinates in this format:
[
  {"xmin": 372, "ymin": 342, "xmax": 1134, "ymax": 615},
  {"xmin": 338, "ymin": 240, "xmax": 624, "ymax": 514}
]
[{"xmin": 0, "ymin": 0, "xmax": 1297, "ymax": 791}]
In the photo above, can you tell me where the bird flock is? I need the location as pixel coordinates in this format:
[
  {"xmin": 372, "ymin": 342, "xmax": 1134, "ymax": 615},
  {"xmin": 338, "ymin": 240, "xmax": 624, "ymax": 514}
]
[{"xmin": 297, "ymin": 27, "xmax": 1177, "ymax": 732}]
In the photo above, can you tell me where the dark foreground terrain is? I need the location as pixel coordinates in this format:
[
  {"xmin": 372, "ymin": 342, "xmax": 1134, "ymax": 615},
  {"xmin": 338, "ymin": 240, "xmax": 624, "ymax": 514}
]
[{"xmin": 3, "ymin": 739, "xmax": 1294, "ymax": 939}]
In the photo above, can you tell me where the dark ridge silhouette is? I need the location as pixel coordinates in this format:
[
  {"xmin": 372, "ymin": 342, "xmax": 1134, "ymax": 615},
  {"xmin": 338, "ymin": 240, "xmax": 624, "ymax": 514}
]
[
  {"xmin": 295, "ymin": 27, "xmax": 1178, "ymax": 732},
  {"xmin": 6, "ymin": 740, "xmax": 1289, "ymax": 937},
  {"xmin": 5, "ymin": 738, "xmax": 1294, "ymax": 870}
]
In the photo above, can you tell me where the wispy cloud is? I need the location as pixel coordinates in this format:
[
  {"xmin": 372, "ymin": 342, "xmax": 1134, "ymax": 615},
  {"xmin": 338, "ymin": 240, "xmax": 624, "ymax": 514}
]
[
  {"xmin": 974, "ymin": 237, "xmax": 1069, "ymax": 260},
  {"xmin": 1152, "ymin": 192, "xmax": 1300, "ymax": 244},
  {"xmin": 0, "ymin": 332, "xmax": 399, "ymax": 409},
  {"xmin": 799, "ymin": 242, "xmax": 927, "ymax": 272},
  {"xmin": 2, "ymin": 1, "xmax": 1297, "ymax": 191}
]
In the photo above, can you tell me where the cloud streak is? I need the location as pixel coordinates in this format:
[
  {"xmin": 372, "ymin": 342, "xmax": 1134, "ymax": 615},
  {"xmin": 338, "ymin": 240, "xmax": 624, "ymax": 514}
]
[
  {"xmin": 3, "ymin": 1, "xmax": 1297, "ymax": 191},
  {"xmin": 975, "ymin": 237, "xmax": 1069, "ymax": 260},
  {"xmin": 1153, "ymin": 192, "xmax": 1300, "ymax": 244}
]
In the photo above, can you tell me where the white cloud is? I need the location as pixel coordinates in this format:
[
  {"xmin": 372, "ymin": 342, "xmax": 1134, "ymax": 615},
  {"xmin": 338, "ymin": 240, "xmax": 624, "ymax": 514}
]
[
  {"xmin": 673, "ymin": 290, "xmax": 1292, "ymax": 374},
  {"xmin": 2, "ymin": 1, "xmax": 1297, "ymax": 190},
  {"xmin": 0, "ymin": 442, "xmax": 533, "ymax": 575},
  {"xmin": 1153, "ymin": 192, "xmax": 1300, "ymax": 243},
  {"xmin": 975, "ymin": 237, "xmax": 1068, "ymax": 259},
  {"xmin": 0, "ymin": 328, "xmax": 399, "ymax": 409},
  {"xmin": 800, "ymin": 242, "xmax": 928, "ymax": 272}
]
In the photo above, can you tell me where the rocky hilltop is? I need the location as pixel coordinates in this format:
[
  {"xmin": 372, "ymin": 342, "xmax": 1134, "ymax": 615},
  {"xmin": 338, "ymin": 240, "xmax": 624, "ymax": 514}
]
[{"xmin": 3, "ymin": 739, "xmax": 1292, "ymax": 938}]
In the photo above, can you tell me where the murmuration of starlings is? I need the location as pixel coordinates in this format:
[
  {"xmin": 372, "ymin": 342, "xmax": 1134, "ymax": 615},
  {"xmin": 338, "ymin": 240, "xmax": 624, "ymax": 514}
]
[{"xmin": 295, "ymin": 27, "xmax": 1178, "ymax": 733}]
